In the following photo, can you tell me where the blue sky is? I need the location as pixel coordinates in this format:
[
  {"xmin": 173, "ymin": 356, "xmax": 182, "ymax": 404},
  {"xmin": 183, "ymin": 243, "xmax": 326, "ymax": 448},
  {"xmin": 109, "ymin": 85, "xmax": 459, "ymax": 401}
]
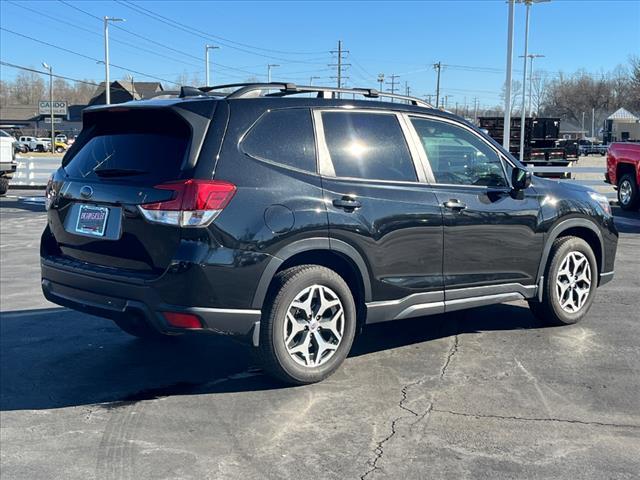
[{"xmin": 1, "ymin": 0, "xmax": 639, "ymax": 108}]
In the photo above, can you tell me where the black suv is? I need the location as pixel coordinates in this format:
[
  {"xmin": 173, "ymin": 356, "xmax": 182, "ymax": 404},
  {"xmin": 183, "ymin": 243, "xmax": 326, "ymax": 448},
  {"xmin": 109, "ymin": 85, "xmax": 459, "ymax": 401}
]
[{"xmin": 41, "ymin": 83, "xmax": 618, "ymax": 384}]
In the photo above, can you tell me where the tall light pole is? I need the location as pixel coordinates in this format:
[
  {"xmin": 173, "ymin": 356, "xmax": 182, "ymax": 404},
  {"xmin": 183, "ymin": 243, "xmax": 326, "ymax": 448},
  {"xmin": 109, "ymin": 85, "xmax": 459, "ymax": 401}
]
[
  {"xmin": 518, "ymin": 0, "xmax": 549, "ymax": 162},
  {"xmin": 42, "ymin": 62, "xmax": 54, "ymax": 150},
  {"xmin": 503, "ymin": 0, "xmax": 515, "ymax": 149},
  {"xmin": 267, "ymin": 64, "xmax": 279, "ymax": 83},
  {"xmin": 205, "ymin": 44, "xmax": 219, "ymax": 87},
  {"xmin": 519, "ymin": 53, "xmax": 544, "ymax": 115},
  {"xmin": 103, "ymin": 16, "xmax": 125, "ymax": 105}
]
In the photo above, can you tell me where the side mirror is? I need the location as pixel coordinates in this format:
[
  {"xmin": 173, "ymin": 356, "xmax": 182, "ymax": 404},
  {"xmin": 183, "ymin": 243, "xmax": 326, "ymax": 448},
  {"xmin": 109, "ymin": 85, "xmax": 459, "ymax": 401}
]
[{"xmin": 511, "ymin": 167, "xmax": 532, "ymax": 190}]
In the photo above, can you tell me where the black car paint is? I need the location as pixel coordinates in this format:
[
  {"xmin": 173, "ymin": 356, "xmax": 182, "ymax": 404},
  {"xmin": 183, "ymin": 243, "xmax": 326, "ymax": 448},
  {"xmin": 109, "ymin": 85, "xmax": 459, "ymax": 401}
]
[{"xmin": 41, "ymin": 95, "xmax": 618, "ymax": 340}]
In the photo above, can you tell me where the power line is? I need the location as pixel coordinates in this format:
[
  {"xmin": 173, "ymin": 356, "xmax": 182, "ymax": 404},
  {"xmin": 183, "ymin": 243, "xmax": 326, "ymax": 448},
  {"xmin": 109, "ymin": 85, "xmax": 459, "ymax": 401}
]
[
  {"xmin": 0, "ymin": 27, "xmax": 180, "ymax": 85},
  {"xmin": 56, "ymin": 0, "xmax": 262, "ymax": 77},
  {"xmin": 114, "ymin": 0, "xmax": 329, "ymax": 64},
  {"xmin": 0, "ymin": 60, "xmax": 143, "ymax": 97},
  {"xmin": 9, "ymin": 0, "xmax": 203, "ymax": 70}
]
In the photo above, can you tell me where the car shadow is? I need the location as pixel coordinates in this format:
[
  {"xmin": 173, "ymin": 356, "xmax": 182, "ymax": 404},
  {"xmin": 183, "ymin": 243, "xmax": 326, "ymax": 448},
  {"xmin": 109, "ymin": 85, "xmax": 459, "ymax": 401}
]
[{"xmin": 0, "ymin": 303, "xmax": 544, "ymax": 411}]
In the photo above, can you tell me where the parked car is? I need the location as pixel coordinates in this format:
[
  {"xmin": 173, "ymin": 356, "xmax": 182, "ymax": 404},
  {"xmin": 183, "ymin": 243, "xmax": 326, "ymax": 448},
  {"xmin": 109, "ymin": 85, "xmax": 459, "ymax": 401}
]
[
  {"xmin": 606, "ymin": 142, "xmax": 640, "ymax": 210},
  {"xmin": 41, "ymin": 83, "xmax": 618, "ymax": 385},
  {"xmin": 55, "ymin": 134, "xmax": 68, "ymax": 144},
  {"xmin": 0, "ymin": 129, "xmax": 17, "ymax": 195},
  {"xmin": 54, "ymin": 141, "xmax": 67, "ymax": 154},
  {"xmin": 18, "ymin": 136, "xmax": 51, "ymax": 152},
  {"xmin": 14, "ymin": 141, "xmax": 29, "ymax": 154}
]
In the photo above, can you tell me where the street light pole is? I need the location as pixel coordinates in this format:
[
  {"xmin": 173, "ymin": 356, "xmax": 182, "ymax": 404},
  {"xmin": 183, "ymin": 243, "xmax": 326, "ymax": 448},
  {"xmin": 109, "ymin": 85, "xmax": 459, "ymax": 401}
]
[
  {"xmin": 503, "ymin": 0, "xmax": 515, "ymax": 149},
  {"xmin": 103, "ymin": 16, "xmax": 125, "ymax": 105},
  {"xmin": 42, "ymin": 62, "xmax": 54, "ymax": 150},
  {"xmin": 267, "ymin": 64, "xmax": 279, "ymax": 83},
  {"xmin": 518, "ymin": 2, "xmax": 531, "ymax": 162},
  {"xmin": 205, "ymin": 45, "xmax": 219, "ymax": 87}
]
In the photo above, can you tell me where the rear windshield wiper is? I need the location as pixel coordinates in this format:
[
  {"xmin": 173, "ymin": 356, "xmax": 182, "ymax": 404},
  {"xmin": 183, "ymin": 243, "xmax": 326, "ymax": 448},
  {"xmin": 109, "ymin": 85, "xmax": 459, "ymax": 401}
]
[{"xmin": 93, "ymin": 168, "xmax": 149, "ymax": 177}]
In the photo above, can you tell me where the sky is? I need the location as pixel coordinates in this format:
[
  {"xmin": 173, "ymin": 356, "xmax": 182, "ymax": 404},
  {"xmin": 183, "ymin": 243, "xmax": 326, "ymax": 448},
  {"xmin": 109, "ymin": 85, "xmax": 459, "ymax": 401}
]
[{"xmin": 1, "ymin": 0, "xmax": 639, "ymax": 109}]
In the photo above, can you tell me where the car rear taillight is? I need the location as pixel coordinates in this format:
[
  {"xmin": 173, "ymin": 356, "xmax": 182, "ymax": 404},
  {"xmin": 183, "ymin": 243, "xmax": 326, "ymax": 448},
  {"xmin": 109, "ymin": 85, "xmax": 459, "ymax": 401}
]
[
  {"xmin": 45, "ymin": 174, "xmax": 54, "ymax": 210},
  {"xmin": 139, "ymin": 179, "xmax": 236, "ymax": 227}
]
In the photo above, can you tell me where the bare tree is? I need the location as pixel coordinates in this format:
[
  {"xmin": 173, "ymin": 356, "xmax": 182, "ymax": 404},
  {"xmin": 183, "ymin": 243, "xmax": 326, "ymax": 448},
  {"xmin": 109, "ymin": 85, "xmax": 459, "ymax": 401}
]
[
  {"xmin": 530, "ymin": 70, "xmax": 548, "ymax": 115},
  {"xmin": 500, "ymin": 80, "xmax": 523, "ymax": 116}
]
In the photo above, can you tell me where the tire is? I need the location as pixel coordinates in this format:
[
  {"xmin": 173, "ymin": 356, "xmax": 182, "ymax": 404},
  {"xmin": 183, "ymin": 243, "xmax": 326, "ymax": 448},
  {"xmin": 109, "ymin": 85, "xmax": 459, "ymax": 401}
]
[
  {"xmin": 258, "ymin": 265, "xmax": 357, "ymax": 385},
  {"xmin": 113, "ymin": 315, "xmax": 166, "ymax": 340},
  {"xmin": 36, "ymin": 145, "xmax": 44, "ymax": 153},
  {"xmin": 617, "ymin": 173, "xmax": 639, "ymax": 211},
  {"xmin": 528, "ymin": 236, "xmax": 598, "ymax": 326},
  {"xmin": 0, "ymin": 177, "xmax": 8, "ymax": 196},
  {"xmin": 55, "ymin": 146, "xmax": 65, "ymax": 154}
]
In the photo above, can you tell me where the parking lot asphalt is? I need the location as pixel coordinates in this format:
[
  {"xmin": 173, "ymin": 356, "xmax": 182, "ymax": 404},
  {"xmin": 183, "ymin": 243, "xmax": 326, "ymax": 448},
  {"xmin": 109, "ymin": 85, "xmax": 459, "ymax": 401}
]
[{"xmin": 1, "ymin": 190, "xmax": 639, "ymax": 480}]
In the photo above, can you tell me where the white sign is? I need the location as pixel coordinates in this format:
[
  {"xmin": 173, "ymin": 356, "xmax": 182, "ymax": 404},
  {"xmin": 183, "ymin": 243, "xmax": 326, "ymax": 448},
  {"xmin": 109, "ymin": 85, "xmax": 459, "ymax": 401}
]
[
  {"xmin": 39, "ymin": 101, "xmax": 68, "ymax": 116},
  {"xmin": 44, "ymin": 117, "xmax": 62, "ymax": 124}
]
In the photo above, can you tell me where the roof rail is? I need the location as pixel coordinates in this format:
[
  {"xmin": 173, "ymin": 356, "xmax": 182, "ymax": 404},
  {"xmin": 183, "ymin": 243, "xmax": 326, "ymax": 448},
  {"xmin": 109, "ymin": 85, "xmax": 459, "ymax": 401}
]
[{"xmin": 145, "ymin": 82, "xmax": 434, "ymax": 108}]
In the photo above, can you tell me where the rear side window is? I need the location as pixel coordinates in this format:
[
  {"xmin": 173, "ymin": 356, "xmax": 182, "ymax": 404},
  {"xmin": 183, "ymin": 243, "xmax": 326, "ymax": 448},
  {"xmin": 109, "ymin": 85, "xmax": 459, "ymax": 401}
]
[
  {"xmin": 241, "ymin": 108, "xmax": 316, "ymax": 173},
  {"xmin": 63, "ymin": 109, "xmax": 191, "ymax": 183},
  {"xmin": 321, "ymin": 112, "xmax": 416, "ymax": 182}
]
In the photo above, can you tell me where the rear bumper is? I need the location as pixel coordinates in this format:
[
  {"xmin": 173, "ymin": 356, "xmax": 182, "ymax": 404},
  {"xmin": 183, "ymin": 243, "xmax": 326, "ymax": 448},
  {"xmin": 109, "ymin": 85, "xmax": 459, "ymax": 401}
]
[{"xmin": 41, "ymin": 259, "xmax": 261, "ymax": 339}]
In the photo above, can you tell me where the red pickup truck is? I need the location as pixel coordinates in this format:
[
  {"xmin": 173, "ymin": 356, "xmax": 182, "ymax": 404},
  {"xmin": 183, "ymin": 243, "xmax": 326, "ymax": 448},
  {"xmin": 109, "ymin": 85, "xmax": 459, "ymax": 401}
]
[{"xmin": 606, "ymin": 142, "xmax": 640, "ymax": 210}]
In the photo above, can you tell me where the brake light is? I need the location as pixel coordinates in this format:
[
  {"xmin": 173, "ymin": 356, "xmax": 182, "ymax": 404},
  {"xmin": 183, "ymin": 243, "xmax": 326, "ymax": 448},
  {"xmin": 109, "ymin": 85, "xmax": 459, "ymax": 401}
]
[{"xmin": 139, "ymin": 179, "xmax": 236, "ymax": 227}]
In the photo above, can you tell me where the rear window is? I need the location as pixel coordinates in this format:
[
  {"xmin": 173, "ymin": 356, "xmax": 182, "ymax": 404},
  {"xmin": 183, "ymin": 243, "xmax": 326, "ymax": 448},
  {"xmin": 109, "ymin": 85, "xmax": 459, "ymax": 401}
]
[
  {"xmin": 241, "ymin": 108, "xmax": 316, "ymax": 173},
  {"xmin": 64, "ymin": 109, "xmax": 191, "ymax": 183}
]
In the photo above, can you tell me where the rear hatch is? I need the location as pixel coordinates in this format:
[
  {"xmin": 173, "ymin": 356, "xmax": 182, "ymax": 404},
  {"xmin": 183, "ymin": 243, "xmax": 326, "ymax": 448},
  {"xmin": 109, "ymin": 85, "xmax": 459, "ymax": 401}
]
[{"xmin": 45, "ymin": 102, "xmax": 215, "ymax": 276}]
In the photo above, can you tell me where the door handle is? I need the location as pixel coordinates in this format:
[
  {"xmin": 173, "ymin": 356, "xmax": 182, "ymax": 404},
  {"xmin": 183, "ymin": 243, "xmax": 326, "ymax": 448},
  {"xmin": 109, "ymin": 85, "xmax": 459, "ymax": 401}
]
[
  {"xmin": 333, "ymin": 196, "xmax": 362, "ymax": 211},
  {"xmin": 443, "ymin": 199, "xmax": 467, "ymax": 211}
]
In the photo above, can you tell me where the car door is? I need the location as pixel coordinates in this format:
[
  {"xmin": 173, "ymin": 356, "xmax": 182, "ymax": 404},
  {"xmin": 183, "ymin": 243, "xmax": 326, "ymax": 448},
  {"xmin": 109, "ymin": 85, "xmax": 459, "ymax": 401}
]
[
  {"xmin": 314, "ymin": 109, "xmax": 444, "ymax": 313},
  {"xmin": 406, "ymin": 114, "xmax": 543, "ymax": 296}
]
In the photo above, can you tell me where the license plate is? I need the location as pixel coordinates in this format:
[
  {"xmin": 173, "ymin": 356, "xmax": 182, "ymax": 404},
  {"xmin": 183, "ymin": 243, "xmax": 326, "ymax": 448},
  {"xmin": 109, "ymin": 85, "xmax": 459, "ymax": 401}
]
[{"xmin": 76, "ymin": 205, "xmax": 109, "ymax": 237}]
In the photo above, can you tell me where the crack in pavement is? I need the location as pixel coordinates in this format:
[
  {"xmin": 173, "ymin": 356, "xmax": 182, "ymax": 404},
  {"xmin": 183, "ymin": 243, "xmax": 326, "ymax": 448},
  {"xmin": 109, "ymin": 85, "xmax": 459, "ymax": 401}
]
[
  {"xmin": 360, "ymin": 333, "xmax": 460, "ymax": 479},
  {"xmin": 440, "ymin": 335, "xmax": 459, "ymax": 379},
  {"xmin": 432, "ymin": 408, "xmax": 640, "ymax": 430}
]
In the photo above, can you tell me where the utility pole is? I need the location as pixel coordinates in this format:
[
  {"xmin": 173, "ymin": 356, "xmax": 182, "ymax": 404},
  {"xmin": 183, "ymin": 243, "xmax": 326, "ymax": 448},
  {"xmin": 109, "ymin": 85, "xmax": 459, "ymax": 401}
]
[
  {"xmin": 474, "ymin": 97, "xmax": 479, "ymax": 124},
  {"xmin": 443, "ymin": 95, "xmax": 452, "ymax": 110},
  {"xmin": 205, "ymin": 45, "xmax": 219, "ymax": 86},
  {"xmin": 454, "ymin": 102, "xmax": 459, "ymax": 116},
  {"xmin": 518, "ymin": 1, "xmax": 531, "ymax": 162},
  {"xmin": 581, "ymin": 111, "xmax": 586, "ymax": 138},
  {"xmin": 426, "ymin": 94, "xmax": 433, "ymax": 105},
  {"xmin": 405, "ymin": 81, "xmax": 410, "ymax": 97},
  {"xmin": 377, "ymin": 73, "xmax": 384, "ymax": 92},
  {"xmin": 329, "ymin": 40, "xmax": 350, "ymax": 97},
  {"xmin": 592, "ymin": 107, "xmax": 595, "ymax": 138},
  {"xmin": 386, "ymin": 74, "xmax": 400, "ymax": 102},
  {"xmin": 503, "ymin": 0, "xmax": 515, "ymax": 149},
  {"xmin": 267, "ymin": 64, "xmax": 279, "ymax": 83},
  {"xmin": 433, "ymin": 61, "xmax": 442, "ymax": 108},
  {"xmin": 309, "ymin": 75, "xmax": 321, "ymax": 86},
  {"xmin": 42, "ymin": 62, "xmax": 54, "ymax": 149},
  {"xmin": 519, "ymin": 53, "xmax": 544, "ymax": 115},
  {"xmin": 103, "ymin": 16, "xmax": 125, "ymax": 105}
]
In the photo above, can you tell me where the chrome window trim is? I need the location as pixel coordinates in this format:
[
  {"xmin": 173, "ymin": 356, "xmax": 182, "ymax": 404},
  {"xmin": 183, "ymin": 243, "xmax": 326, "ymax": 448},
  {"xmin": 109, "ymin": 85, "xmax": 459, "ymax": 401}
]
[
  {"xmin": 312, "ymin": 108, "xmax": 425, "ymax": 183},
  {"xmin": 404, "ymin": 113, "xmax": 513, "ymax": 188}
]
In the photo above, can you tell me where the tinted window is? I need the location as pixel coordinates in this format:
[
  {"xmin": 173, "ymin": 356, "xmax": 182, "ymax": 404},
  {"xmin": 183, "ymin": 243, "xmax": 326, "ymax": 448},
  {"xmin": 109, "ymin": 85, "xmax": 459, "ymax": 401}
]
[
  {"xmin": 242, "ymin": 108, "xmax": 316, "ymax": 173},
  {"xmin": 64, "ymin": 109, "xmax": 190, "ymax": 184},
  {"xmin": 321, "ymin": 112, "xmax": 416, "ymax": 182},
  {"xmin": 410, "ymin": 117, "xmax": 507, "ymax": 187}
]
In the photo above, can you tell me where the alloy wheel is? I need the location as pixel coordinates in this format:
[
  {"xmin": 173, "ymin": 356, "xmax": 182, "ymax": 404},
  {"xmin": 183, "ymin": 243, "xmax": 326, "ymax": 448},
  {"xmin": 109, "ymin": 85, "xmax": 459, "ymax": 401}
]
[
  {"xmin": 283, "ymin": 284, "xmax": 345, "ymax": 367},
  {"xmin": 555, "ymin": 251, "xmax": 592, "ymax": 313},
  {"xmin": 619, "ymin": 179, "xmax": 632, "ymax": 205}
]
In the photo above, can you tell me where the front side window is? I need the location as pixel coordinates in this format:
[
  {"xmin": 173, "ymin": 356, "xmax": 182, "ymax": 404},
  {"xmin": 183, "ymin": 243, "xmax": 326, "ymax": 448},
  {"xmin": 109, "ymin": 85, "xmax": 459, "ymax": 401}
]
[
  {"xmin": 410, "ymin": 117, "xmax": 508, "ymax": 187},
  {"xmin": 321, "ymin": 111, "xmax": 417, "ymax": 182},
  {"xmin": 241, "ymin": 108, "xmax": 317, "ymax": 173}
]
